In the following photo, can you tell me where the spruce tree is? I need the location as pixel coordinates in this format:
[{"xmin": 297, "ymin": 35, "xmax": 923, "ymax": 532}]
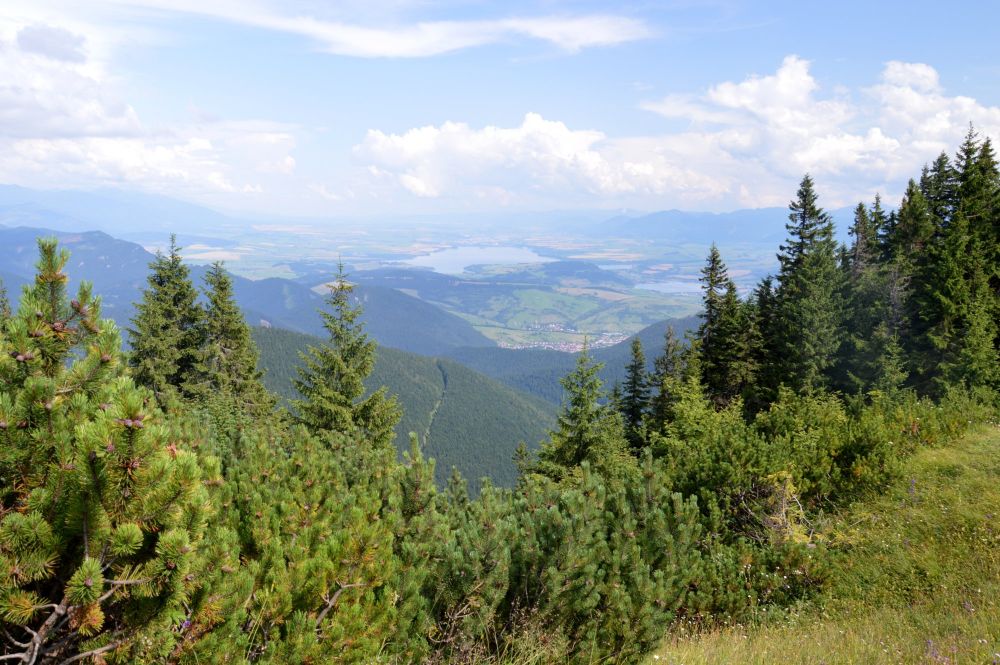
[
  {"xmin": 648, "ymin": 327, "xmax": 685, "ymax": 431},
  {"xmin": 202, "ymin": 262, "xmax": 273, "ymax": 415},
  {"xmin": 920, "ymin": 152, "xmax": 958, "ymax": 225},
  {"xmin": 128, "ymin": 235, "xmax": 207, "ymax": 406},
  {"xmin": 0, "ymin": 239, "xmax": 213, "ymax": 662},
  {"xmin": 835, "ymin": 197, "xmax": 903, "ymax": 393},
  {"xmin": 621, "ymin": 337, "xmax": 649, "ymax": 452},
  {"xmin": 293, "ymin": 263, "xmax": 401, "ymax": 448},
  {"xmin": 709, "ymin": 281, "xmax": 757, "ymax": 405},
  {"xmin": 909, "ymin": 130, "xmax": 1000, "ymax": 393},
  {"xmin": 534, "ymin": 344, "xmax": 630, "ymax": 478},
  {"xmin": 848, "ymin": 202, "xmax": 875, "ymax": 275},
  {"xmin": 744, "ymin": 276, "xmax": 782, "ymax": 412},
  {"xmin": 774, "ymin": 174, "xmax": 844, "ymax": 393}
]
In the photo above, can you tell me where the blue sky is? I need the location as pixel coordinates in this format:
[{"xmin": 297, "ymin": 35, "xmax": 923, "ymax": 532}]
[{"xmin": 1, "ymin": 0, "xmax": 998, "ymax": 218}]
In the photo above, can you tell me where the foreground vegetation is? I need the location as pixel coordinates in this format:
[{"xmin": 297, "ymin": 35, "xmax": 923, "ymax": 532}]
[
  {"xmin": 0, "ymin": 131, "xmax": 997, "ymax": 662},
  {"xmin": 654, "ymin": 423, "xmax": 1000, "ymax": 664}
]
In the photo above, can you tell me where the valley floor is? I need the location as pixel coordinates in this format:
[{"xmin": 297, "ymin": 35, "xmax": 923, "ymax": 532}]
[{"xmin": 652, "ymin": 424, "xmax": 1000, "ymax": 665}]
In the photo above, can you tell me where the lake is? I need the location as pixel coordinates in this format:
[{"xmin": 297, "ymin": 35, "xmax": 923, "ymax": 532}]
[{"xmin": 406, "ymin": 246, "xmax": 554, "ymax": 274}]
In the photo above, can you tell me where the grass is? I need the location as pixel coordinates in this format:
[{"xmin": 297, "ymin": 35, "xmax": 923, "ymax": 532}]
[{"xmin": 651, "ymin": 424, "xmax": 1000, "ymax": 665}]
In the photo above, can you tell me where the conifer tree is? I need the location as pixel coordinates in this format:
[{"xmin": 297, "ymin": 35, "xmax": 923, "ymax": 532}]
[
  {"xmin": 909, "ymin": 130, "xmax": 1000, "ymax": 393},
  {"xmin": 648, "ymin": 326, "xmax": 691, "ymax": 430},
  {"xmin": 0, "ymin": 239, "xmax": 213, "ymax": 662},
  {"xmin": 202, "ymin": 262, "xmax": 273, "ymax": 415},
  {"xmin": 128, "ymin": 235, "xmax": 207, "ymax": 406},
  {"xmin": 293, "ymin": 262, "xmax": 401, "ymax": 448},
  {"xmin": 621, "ymin": 337, "xmax": 649, "ymax": 452},
  {"xmin": 709, "ymin": 281, "xmax": 757, "ymax": 405},
  {"xmin": 535, "ymin": 344, "xmax": 630, "ymax": 478},
  {"xmin": 744, "ymin": 276, "xmax": 782, "ymax": 412},
  {"xmin": 892, "ymin": 180, "xmax": 936, "ymax": 267},
  {"xmin": 697, "ymin": 244, "xmax": 728, "ymax": 353},
  {"xmin": 920, "ymin": 152, "xmax": 958, "ymax": 224},
  {"xmin": 835, "ymin": 198, "xmax": 901, "ymax": 393},
  {"xmin": 774, "ymin": 174, "xmax": 844, "ymax": 393}
]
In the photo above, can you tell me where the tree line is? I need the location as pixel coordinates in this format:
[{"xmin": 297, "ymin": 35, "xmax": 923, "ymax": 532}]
[{"xmin": 0, "ymin": 130, "xmax": 997, "ymax": 663}]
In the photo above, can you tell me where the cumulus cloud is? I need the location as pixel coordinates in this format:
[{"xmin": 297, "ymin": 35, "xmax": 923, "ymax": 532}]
[
  {"xmin": 635, "ymin": 56, "xmax": 1000, "ymax": 206},
  {"xmin": 355, "ymin": 113, "xmax": 724, "ymax": 205},
  {"xmin": 355, "ymin": 56, "xmax": 1000, "ymax": 211}
]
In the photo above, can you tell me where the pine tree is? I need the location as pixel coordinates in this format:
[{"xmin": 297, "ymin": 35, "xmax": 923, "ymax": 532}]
[
  {"xmin": 128, "ymin": 235, "xmax": 207, "ymax": 406},
  {"xmin": 202, "ymin": 261, "xmax": 274, "ymax": 415},
  {"xmin": 293, "ymin": 262, "xmax": 401, "ymax": 448},
  {"xmin": 621, "ymin": 337, "xmax": 649, "ymax": 452},
  {"xmin": 774, "ymin": 174, "xmax": 844, "ymax": 393},
  {"xmin": 0, "ymin": 239, "xmax": 213, "ymax": 662}
]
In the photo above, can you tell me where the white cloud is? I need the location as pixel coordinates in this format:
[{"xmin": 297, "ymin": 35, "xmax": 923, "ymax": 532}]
[
  {"xmin": 0, "ymin": 14, "xmax": 298, "ymax": 202},
  {"xmin": 20, "ymin": 0, "xmax": 650, "ymax": 58},
  {"xmin": 354, "ymin": 57, "xmax": 1000, "ymax": 211},
  {"xmin": 16, "ymin": 24, "xmax": 87, "ymax": 61},
  {"xmin": 355, "ymin": 113, "xmax": 725, "ymax": 205}
]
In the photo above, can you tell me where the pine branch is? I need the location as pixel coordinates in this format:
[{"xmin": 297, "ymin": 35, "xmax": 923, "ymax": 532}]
[
  {"xmin": 314, "ymin": 581, "xmax": 366, "ymax": 630},
  {"xmin": 56, "ymin": 638, "xmax": 124, "ymax": 664}
]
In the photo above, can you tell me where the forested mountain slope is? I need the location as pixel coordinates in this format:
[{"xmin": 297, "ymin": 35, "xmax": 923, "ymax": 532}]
[{"xmin": 252, "ymin": 326, "xmax": 556, "ymax": 491}]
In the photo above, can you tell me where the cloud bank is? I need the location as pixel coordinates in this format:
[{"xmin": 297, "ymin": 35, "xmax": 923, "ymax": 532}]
[{"xmin": 355, "ymin": 56, "xmax": 1000, "ymax": 210}]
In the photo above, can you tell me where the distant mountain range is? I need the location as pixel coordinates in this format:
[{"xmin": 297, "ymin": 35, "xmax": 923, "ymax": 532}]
[
  {"xmin": 0, "ymin": 225, "xmax": 494, "ymax": 356},
  {"xmin": 603, "ymin": 206, "xmax": 854, "ymax": 244}
]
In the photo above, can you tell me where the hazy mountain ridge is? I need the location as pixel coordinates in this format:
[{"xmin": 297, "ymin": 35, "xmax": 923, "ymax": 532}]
[{"xmin": 0, "ymin": 225, "xmax": 494, "ymax": 356}]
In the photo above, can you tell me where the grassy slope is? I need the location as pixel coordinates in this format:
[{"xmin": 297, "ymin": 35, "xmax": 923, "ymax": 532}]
[
  {"xmin": 252, "ymin": 326, "xmax": 556, "ymax": 493},
  {"xmin": 653, "ymin": 424, "xmax": 1000, "ymax": 664}
]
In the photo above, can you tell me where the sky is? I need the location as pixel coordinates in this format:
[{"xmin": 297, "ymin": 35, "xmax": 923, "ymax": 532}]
[{"xmin": 1, "ymin": 0, "xmax": 999, "ymax": 219}]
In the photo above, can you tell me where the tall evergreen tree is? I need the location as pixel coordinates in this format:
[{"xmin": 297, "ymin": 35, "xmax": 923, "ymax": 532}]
[
  {"xmin": 648, "ymin": 326, "xmax": 685, "ymax": 431},
  {"xmin": 920, "ymin": 152, "xmax": 958, "ymax": 225},
  {"xmin": 697, "ymin": 245, "xmax": 737, "ymax": 402},
  {"xmin": 909, "ymin": 129, "xmax": 1000, "ymax": 393},
  {"xmin": 774, "ymin": 174, "xmax": 844, "ymax": 393},
  {"xmin": 128, "ymin": 235, "xmax": 207, "ymax": 406},
  {"xmin": 202, "ymin": 262, "xmax": 274, "ymax": 414},
  {"xmin": 621, "ymin": 337, "xmax": 649, "ymax": 452},
  {"xmin": 745, "ymin": 276, "xmax": 782, "ymax": 412},
  {"xmin": 848, "ymin": 202, "xmax": 877, "ymax": 276},
  {"xmin": 293, "ymin": 263, "xmax": 401, "ymax": 448},
  {"xmin": 835, "ymin": 198, "xmax": 904, "ymax": 393},
  {"xmin": 534, "ymin": 344, "xmax": 630, "ymax": 478},
  {"xmin": 708, "ymin": 281, "xmax": 757, "ymax": 405}
]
